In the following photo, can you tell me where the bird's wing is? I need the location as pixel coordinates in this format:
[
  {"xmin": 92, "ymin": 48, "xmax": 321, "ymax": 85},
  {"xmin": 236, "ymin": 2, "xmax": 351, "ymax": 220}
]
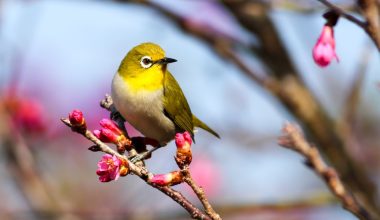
[{"xmin": 163, "ymin": 71, "xmax": 194, "ymax": 138}]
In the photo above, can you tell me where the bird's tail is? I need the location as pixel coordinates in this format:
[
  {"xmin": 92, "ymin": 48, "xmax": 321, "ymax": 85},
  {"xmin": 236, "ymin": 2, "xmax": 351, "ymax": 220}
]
[{"xmin": 192, "ymin": 115, "xmax": 220, "ymax": 139}]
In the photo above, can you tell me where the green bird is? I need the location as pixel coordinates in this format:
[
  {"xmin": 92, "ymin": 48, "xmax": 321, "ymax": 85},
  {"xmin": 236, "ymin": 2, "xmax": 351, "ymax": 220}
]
[{"xmin": 111, "ymin": 42, "xmax": 219, "ymax": 158}]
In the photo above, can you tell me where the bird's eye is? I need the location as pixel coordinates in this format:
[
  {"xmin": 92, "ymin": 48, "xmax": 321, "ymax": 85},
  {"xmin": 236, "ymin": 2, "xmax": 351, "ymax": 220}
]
[{"xmin": 140, "ymin": 56, "xmax": 152, "ymax": 68}]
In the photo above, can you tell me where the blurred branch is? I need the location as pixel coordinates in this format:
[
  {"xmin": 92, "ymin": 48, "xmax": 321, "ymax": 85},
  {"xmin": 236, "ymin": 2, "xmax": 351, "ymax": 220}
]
[
  {"xmin": 317, "ymin": 0, "xmax": 367, "ymax": 28},
  {"xmin": 317, "ymin": 0, "xmax": 380, "ymax": 50},
  {"xmin": 0, "ymin": 106, "xmax": 66, "ymax": 217},
  {"xmin": 222, "ymin": 1, "xmax": 298, "ymax": 78},
  {"xmin": 339, "ymin": 44, "xmax": 372, "ymax": 161},
  {"xmin": 357, "ymin": 0, "xmax": 380, "ymax": 50},
  {"xmin": 279, "ymin": 123, "xmax": 372, "ymax": 220},
  {"xmin": 120, "ymin": 0, "xmax": 379, "ymax": 215}
]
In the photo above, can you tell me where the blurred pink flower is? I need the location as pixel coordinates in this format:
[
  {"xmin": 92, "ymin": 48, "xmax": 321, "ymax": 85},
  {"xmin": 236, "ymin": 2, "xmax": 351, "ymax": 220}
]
[
  {"xmin": 3, "ymin": 96, "xmax": 46, "ymax": 133},
  {"xmin": 96, "ymin": 154, "xmax": 122, "ymax": 182},
  {"xmin": 69, "ymin": 109, "xmax": 85, "ymax": 126},
  {"xmin": 149, "ymin": 171, "xmax": 183, "ymax": 186},
  {"xmin": 312, "ymin": 25, "xmax": 339, "ymax": 67},
  {"xmin": 188, "ymin": 156, "xmax": 221, "ymax": 197}
]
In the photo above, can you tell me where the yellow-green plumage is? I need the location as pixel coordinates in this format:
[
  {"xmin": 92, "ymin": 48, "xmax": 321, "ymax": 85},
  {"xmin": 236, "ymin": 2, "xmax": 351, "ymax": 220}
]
[
  {"xmin": 111, "ymin": 42, "xmax": 219, "ymax": 146},
  {"xmin": 163, "ymin": 70, "xmax": 220, "ymax": 140}
]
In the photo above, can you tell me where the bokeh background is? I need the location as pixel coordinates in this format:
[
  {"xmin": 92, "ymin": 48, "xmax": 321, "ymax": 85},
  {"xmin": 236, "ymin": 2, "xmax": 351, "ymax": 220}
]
[{"xmin": 1, "ymin": 0, "xmax": 379, "ymax": 219}]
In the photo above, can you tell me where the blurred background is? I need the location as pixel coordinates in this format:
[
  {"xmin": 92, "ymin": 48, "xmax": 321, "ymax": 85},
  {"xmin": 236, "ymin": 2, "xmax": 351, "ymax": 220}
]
[{"xmin": 0, "ymin": 0, "xmax": 379, "ymax": 219}]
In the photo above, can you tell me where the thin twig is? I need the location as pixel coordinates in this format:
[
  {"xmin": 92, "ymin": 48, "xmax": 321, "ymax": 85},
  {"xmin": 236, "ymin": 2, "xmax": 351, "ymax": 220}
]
[
  {"xmin": 357, "ymin": 0, "xmax": 380, "ymax": 50},
  {"xmin": 60, "ymin": 118, "xmax": 211, "ymax": 220},
  {"xmin": 182, "ymin": 167, "xmax": 221, "ymax": 220},
  {"xmin": 278, "ymin": 123, "xmax": 372, "ymax": 220},
  {"xmin": 317, "ymin": 0, "xmax": 380, "ymax": 50},
  {"xmin": 317, "ymin": 0, "xmax": 367, "ymax": 28}
]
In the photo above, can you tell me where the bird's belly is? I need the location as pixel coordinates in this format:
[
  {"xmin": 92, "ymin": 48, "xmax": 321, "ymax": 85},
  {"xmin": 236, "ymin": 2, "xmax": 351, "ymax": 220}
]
[{"xmin": 111, "ymin": 73, "xmax": 176, "ymax": 145}]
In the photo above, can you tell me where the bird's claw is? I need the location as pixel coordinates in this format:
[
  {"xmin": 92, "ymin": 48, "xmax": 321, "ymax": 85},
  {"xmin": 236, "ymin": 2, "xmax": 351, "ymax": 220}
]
[
  {"xmin": 129, "ymin": 145, "xmax": 162, "ymax": 163},
  {"xmin": 110, "ymin": 111, "xmax": 123, "ymax": 121}
]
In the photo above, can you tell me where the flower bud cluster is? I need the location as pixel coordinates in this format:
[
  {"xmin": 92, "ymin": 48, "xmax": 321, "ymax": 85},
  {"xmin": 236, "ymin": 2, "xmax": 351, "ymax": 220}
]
[{"xmin": 93, "ymin": 119, "xmax": 129, "ymax": 153}]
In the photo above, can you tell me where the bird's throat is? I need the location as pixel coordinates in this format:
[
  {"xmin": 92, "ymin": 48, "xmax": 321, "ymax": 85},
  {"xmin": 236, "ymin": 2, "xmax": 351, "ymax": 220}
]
[{"xmin": 120, "ymin": 69, "xmax": 164, "ymax": 93}]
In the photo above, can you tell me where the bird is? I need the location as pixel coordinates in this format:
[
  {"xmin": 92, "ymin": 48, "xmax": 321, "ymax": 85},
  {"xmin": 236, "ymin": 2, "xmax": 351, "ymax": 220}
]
[{"xmin": 111, "ymin": 42, "xmax": 219, "ymax": 161}]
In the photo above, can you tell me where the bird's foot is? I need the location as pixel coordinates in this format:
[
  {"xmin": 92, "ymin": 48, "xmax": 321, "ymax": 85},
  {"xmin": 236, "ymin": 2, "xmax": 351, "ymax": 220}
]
[
  {"xmin": 110, "ymin": 110, "xmax": 124, "ymax": 122},
  {"xmin": 130, "ymin": 145, "xmax": 162, "ymax": 163}
]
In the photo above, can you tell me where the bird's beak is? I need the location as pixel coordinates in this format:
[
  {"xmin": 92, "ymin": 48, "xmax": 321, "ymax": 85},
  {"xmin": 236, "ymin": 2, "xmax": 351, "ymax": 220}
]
[{"xmin": 157, "ymin": 57, "xmax": 177, "ymax": 65}]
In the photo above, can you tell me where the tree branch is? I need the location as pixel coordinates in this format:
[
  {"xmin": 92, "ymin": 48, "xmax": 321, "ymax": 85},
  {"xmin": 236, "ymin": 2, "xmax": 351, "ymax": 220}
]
[
  {"xmin": 317, "ymin": 0, "xmax": 380, "ymax": 50},
  {"xmin": 278, "ymin": 123, "xmax": 372, "ymax": 220},
  {"xmin": 182, "ymin": 167, "xmax": 221, "ymax": 220},
  {"xmin": 60, "ymin": 117, "xmax": 211, "ymax": 220}
]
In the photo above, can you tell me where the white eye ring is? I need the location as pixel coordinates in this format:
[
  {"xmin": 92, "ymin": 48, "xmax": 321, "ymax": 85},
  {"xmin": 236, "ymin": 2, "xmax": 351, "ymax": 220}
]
[{"xmin": 140, "ymin": 56, "xmax": 153, "ymax": 68}]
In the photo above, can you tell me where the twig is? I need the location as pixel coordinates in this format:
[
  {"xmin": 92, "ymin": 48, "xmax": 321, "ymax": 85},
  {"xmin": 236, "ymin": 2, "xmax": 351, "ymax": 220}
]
[
  {"xmin": 357, "ymin": 0, "xmax": 380, "ymax": 50},
  {"xmin": 340, "ymin": 44, "xmax": 372, "ymax": 159},
  {"xmin": 317, "ymin": 0, "xmax": 367, "ymax": 28},
  {"xmin": 182, "ymin": 167, "xmax": 221, "ymax": 220},
  {"xmin": 61, "ymin": 118, "xmax": 211, "ymax": 220},
  {"xmin": 278, "ymin": 123, "xmax": 372, "ymax": 220},
  {"xmin": 317, "ymin": 0, "xmax": 380, "ymax": 50}
]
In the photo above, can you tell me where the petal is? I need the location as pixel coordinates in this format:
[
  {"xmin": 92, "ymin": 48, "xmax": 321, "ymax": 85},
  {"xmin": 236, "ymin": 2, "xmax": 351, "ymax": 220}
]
[{"xmin": 99, "ymin": 175, "xmax": 111, "ymax": 182}]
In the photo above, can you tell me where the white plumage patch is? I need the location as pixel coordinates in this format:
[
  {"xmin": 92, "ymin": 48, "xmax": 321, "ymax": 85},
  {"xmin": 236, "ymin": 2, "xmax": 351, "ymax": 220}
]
[{"xmin": 111, "ymin": 72, "xmax": 176, "ymax": 145}]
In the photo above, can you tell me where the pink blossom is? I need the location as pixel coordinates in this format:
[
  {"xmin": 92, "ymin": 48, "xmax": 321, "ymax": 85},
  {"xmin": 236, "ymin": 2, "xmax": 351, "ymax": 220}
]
[
  {"xmin": 187, "ymin": 156, "xmax": 221, "ymax": 197},
  {"xmin": 96, "ymin": 154, "xmax": 121, "ymax": 182},
  {"xmin": 175, "ymin": 131, "xmax": 192, "ymax": 149},
  {"xmin": 69, "ymin": 109, "xmax": 85, "ymax": 126},
  {"xmin": 312, "ymin": 25, "xmax": 339, "ymax": 67},
  {"xmin": 2, "ymin": 96, "xmax": 46, "ymax": 133},
  {"xmin": 99, "ymin": 119, "xmax": 122, "ymax": 135},
  {"xmin": 13, "ymin": 99, "xmax": 45, "ymax": 133}
]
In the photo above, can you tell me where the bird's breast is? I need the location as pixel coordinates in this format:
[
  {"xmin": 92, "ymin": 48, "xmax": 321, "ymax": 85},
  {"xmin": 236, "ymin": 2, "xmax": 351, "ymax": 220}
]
[{"xmin": 111, "ymin": 72, "xmax": 176, "ymax": 145}]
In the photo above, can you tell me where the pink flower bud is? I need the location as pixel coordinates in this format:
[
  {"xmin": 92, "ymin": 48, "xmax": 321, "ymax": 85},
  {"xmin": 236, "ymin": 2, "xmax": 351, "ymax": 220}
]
[
  {"xmin": 175, "ymin": 131, "xmax": 192, "ymax": 149},
  {"xmin": 93, "ymin": 128, "xmax": 118, "ymax": 143},
  {"xmin": 99, "ymin": 119, "xmax": 122, "ymax": 135},
  {"xmin": 93, "ymin": 128, "xmax": 128, "ymax": 151},
  {"xmin": 69, "ymin": 109, "xmax": 85, "ymax": 126},
  {"xmin": 149, "ymin": 171, "xmax": 183, "ymax": 186},
  {"xmin": 96, "ymin": 154, "xmax": 122, "ymax": 182},
  {"xmin": 175, "ymin": 132, "xmax": 193, "ymax": 167},
  {"xmin": 312, "ymin": 25, "xmax": 339, "ymax": 67}
]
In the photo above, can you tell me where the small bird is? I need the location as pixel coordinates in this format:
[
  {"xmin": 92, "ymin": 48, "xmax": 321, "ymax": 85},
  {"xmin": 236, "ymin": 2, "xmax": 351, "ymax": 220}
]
[{"xmin": 111, "ymin": 43, "xmax": 219, "ymax": 159}]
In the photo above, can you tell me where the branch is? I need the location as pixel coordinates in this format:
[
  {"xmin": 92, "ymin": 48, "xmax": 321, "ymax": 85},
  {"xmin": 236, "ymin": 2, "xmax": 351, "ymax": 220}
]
[
  {"xmin": 182, "ymin": 167, "xmax": 221, "ymax": 220},
  {"xmin": 317, "ymin": 0, "xmax": 367, "ymax": 28},
  {"xmin": 317, "ymin": 0, "xmax": 380, "ymax": 50},
  {"xmin": 357, "ymin": 0, "xmax": 380, "ymax": 50},
  {"xmin": 278, "ymin": 123, "xmax": 372, "ymax": 220},
  {"xmin": 60, "ymin": 118, "xmax": 211, "ymax": 220}
]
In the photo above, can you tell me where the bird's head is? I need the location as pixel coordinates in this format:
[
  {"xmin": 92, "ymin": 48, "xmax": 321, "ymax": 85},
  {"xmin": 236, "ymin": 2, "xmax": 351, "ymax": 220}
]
[{"xmin": 118, "ymin": 42, "xmax": 177, "ymax": 78}]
